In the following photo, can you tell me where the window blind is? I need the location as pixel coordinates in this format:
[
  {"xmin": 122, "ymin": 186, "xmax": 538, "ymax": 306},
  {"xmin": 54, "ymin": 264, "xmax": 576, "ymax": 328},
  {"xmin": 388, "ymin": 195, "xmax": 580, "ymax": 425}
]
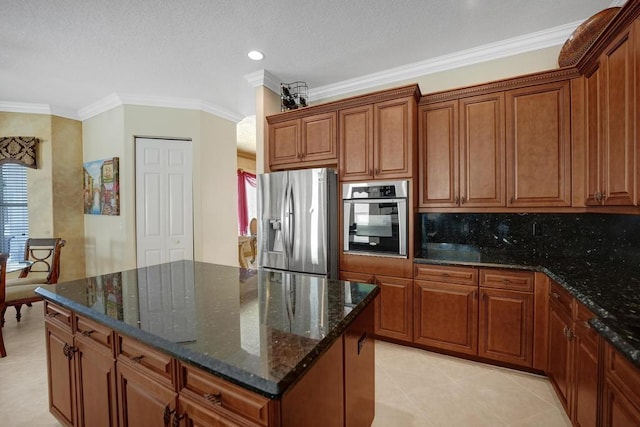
[{"xmin": 0, "ymin": 164, "xmax": 29, "ymax": 260}]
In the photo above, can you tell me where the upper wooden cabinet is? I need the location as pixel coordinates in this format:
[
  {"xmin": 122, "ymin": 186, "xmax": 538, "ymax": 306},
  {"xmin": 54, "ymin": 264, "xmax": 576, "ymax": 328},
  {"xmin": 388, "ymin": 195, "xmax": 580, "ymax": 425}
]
[
  {"xmin": 268, "ymin": 111, "xmax": 337, "ymax": 169},
  {"xmin": 584, "ymin": 20, "xmax": 638, "ymax": 207},
  {"xmin": 505, "ymin": 80, "xmax": 572, "ymax": 208},
  {"xmin": 419, "ymin": 93, "xmax": 505, "ymax": 208},
  {"xmin": 339, "ymin": 96, "xmax": 417, "ymax": 181}
]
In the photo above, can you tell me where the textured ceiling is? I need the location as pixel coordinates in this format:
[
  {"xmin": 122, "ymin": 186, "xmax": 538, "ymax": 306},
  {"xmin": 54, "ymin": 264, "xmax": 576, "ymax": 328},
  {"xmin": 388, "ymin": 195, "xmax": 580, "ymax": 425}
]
[{"xmin": 1, "ymin": 0, "xmax": 619, "ymax": 123}]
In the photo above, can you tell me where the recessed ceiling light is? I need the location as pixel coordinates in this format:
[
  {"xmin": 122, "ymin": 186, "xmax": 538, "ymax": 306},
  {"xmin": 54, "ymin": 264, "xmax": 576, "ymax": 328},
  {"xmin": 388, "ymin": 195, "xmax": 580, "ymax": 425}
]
[{"xmin": 248, "ymin": 50, "xmax": 264, "ymax": 61}]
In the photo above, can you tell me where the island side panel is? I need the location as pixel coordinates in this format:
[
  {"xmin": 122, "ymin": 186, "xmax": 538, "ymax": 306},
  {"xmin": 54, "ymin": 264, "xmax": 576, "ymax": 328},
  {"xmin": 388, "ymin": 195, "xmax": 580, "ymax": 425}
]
[
  {"xmin": 344, "ymin": 302, "xmax": 375, "ymax": 427},
  {"xmin": 281, "ymin": 338, "xmax": 345, "ymax": 426}
]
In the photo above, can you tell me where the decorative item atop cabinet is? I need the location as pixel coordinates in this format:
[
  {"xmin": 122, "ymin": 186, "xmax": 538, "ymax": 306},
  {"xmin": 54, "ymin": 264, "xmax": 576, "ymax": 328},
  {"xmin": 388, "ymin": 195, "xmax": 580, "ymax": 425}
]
[{"xmin": 280, "ymin": 81, "xmax": 308, "ymax": 111}]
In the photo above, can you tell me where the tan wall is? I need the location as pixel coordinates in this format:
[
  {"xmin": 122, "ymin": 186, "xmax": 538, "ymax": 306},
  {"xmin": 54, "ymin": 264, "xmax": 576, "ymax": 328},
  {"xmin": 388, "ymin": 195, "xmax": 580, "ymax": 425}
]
[
  {"xmin": 0, "ymin": 112, "xmax": 84, "ymax": 281},
  {"xmin": 82, "ymin": 105, "xmax": 238, "ymax": 275},
  {"xmin": 237, "ymin": 152, "xmax": 256, "ymax": 173},
  {"xmin": 51, "ymin": 116, "xmax": 85, "ymax": 280}
]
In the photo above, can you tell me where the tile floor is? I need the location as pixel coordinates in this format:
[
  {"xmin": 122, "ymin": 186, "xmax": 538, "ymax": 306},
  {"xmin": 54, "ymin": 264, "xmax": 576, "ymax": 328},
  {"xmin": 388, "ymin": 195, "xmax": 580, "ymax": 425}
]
[{"xmin": 0, "ymin": 301, "xmax": 571, "ymax": 426}]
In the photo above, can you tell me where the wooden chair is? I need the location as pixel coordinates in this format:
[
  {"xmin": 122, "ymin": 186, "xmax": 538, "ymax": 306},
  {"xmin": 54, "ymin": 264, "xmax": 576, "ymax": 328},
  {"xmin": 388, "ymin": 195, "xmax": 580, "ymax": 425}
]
[
  {"xmin": 0, "ymin": 252, "xmax": 9, "ymax": 357},
  {"xmin": 2, "ymin": 238, "xmax": 66, "ymax": 325},
  {"xmin": 249, "ymin": 218, "xmax": 257, "ymax": 263}
]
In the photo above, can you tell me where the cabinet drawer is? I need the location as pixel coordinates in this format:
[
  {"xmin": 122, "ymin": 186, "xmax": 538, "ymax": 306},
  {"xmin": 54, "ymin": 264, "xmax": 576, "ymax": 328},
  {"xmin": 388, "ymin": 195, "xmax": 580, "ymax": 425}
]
[
  {"xmin": 180, "ymin": 363, "xmax": 271, "ymax": 426},
  {"xmin": 604, "ymin": 343, "xmax": 640, "ymax": 405},
  {"xmin": 75, "ymin": 314, "xmax": 115, "ymax": 352},
  {"xmin": 117, "ymin": 335, "xmax": 175, "ymax": 387},
  {"xmin": 480, "ymin": 269, "xmax": 534, "ymax": 292},
  {"xmin": 414, "ymin": 264, "xmax": 478, "ymax": 285},
  {"xmin": 44, "ymin": 301, "xmax": 72, "ymax": 331},
  {"xmin": 549, "ymin": 281, "xmax": 573, "ymax": 314}
]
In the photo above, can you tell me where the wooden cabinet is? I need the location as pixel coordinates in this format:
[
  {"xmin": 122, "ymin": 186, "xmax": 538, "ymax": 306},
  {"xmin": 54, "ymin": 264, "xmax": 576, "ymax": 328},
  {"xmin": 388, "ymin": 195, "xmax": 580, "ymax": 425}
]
[
  {"xmin": 478, "ymin": 269, "xmax": 534, "ymax": 368},
  {"xmin": 585, "ymin": 21, "xmax": 638, "ymax": 206},
  {"xmin": 547, "ymin": 281, "xmax": 574, "ymax": 411},
  {"xmin": 268, "ymin": 111, "xmax": 337, "ymax": 169},
  {"xmin": 572, "ymin": 303, "xmax": 600, "ymax": 427},
  {"xmin": 45, "ymin": 317, "xmax": 76, "ymax": 426},
  {"xmin": 505, "ymin": 80, "xmax": 572, "ymax": 207},
  {"xmin": 44, "ymin": 302, "xmax": 118, "ymax": 427},
  {"xmin": 413, "ymin": 264, "xmax": 478, "ymax": 354},
  {"xmin": 419, "ymin": 93, "xmax": 505, "ymax": 208},
  {"xmin": 339, "ymin": 96, "xmax": 416, "ymax": 181},
  {"xmin": 602, "ymin": 342, "xmax": 640, "ymax": 426},
  {"xmin": 340, "ymin": 271, "xmax": 413, "ymax": 343},
  {"xmin": 547, "ymin": 280, "xmax": 602, "ymax": 425}
]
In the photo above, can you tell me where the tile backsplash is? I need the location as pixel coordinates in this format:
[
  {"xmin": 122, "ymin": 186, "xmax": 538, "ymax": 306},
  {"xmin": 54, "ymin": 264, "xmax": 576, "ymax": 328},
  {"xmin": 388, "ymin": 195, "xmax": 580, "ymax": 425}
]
[{"xmin": 419, "ymin": 213, "xmax": 640, "ymax": 264}]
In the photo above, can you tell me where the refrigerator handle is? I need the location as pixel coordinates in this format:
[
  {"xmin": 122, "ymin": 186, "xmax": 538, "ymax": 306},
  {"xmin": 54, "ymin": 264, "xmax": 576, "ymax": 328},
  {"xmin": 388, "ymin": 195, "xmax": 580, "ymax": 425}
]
[
  {"xmin": 280, "ymin": 181, "xmax": 288, "ymax": 255},
  {"xmin": 288, "ymin": 183, "xmax": 295, "ymax": 257}
]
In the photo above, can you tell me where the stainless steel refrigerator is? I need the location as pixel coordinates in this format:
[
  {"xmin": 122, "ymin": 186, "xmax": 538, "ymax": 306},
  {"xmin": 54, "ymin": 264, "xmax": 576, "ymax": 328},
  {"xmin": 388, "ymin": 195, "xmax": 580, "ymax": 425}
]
[{"xmin": 257, "ymin": 168, "xmax": 338, "ymax": 279}]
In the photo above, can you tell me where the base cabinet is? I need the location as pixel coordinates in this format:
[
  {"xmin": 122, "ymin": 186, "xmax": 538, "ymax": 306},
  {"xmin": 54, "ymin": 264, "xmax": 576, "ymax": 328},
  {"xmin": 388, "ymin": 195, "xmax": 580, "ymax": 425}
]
[
  {"xmin": 45, "ymin": 302, "xmax": 118, "ymax": 427},
  {"xmin": 602, "ymin": 342, "xmax": 640, "ymax": 427},
  {"xmin": 340, "ymin": 271, "xmax": 413, "ymax": 343},
  {"xmin": 413, "ymin": 280, "xmax": 478, "ymax": 355}
]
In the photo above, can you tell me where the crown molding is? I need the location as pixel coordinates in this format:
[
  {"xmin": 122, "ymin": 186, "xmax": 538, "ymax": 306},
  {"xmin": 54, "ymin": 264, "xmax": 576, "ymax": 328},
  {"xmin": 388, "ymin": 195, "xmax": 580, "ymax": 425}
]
[
  {"xmin": 309, "ymin": 20, "xmax": 581, "ymax": 103},
  {"xmin": 244, "ymin": 69, "xmax": 281, "ymax": 94},
  {"xmin": 78, "ymin": 93, "xmax": 243, "ymax": 122},
  {"xmin": 0, "ymin": 102, "xmax": 81, "ymax": 120}
]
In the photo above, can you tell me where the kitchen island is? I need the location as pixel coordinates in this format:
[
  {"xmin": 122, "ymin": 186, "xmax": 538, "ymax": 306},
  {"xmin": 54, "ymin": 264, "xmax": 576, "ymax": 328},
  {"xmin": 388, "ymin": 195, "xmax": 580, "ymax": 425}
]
[{"xmin": 36, "ymin": 260, "xmax": 378, "ymax": 427}]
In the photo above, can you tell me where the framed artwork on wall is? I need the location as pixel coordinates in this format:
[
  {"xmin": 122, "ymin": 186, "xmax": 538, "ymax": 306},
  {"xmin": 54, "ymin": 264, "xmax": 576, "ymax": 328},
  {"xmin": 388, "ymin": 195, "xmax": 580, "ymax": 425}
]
[{"xmin": 83, "ymin": 157, "xmax": 120, "ymax": 215}]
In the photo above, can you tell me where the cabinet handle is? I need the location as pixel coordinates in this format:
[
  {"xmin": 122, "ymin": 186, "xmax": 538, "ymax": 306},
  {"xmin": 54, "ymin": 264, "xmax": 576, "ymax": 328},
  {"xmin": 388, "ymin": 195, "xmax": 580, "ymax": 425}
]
[
  {"xmin": 62, "ymin": 343, "xmax": 77, "ymax": 360},
  {"xmin": 369, "ymin": 168, "xmax": 373, "ymax": 176},
  {"xmin": 509, "ymin": 196, "xmax": 515, "ymax": 204},
  {"xmin": 172, "ymin": 412, "xmax": 184, "ymax": 427},
  {"xmin": 46, "ymin": 312, "xmax": 60, "ymax": 318},
  {"xmin": 204, "ymin": 392, "xmax": 223, "ymax": 406},
  {"xmin": 567, "ymin": 328, "xmax": 574, "ymax": 341},
  {"xmin": 551, "ymin": 292, "xmax": 560, "ymax": 300},
  {"xmin": 80, "ymin": 330, "xmax": 94, "ymax": 337},
  {"xmin": 163, "ymin": 406, "xmax": 175, "ymax": 426},
  {"xmin": 460, "ymin": 196, "xmax": 466, "ymax": 205},
  {"xmin": 374, "ymin": 168, "xmax": 380, "ymax": 176},
  {"xmin": 455, "ymin": 196, "xmax": 460, "ymax": 205},
  {"xmin": 584, "ymin": 320, "xmax": 591, "ymax": 329},
  {"xmin": 130, "ymin": 355, "xmax": 145, "ymax": 363}
]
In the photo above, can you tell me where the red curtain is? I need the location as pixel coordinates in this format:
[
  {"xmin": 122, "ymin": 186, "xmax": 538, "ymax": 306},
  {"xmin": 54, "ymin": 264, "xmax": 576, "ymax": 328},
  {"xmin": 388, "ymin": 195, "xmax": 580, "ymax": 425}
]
[{"xmin": 237, "ymin": 169, "xmax": 256, "ymax": 235}]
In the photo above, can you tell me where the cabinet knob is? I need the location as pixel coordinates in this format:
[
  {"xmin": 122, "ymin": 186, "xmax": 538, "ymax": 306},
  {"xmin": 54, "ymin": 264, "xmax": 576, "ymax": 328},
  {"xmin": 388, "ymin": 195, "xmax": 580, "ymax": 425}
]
[
  {"xmin": 551, "ymin": 292, "xmax": 560, "ymax": 299},
  {"xmin": 455, "ymin": 196, "xmax": 460, "ymax": 205},
  {"xmin": 374, "ymin": 168, "xmax": 380, "ymax": 176},
  {"xmin": 172, "ymin": 413, "xmax": 184, "ymax": 427},
  {"xmin": 509, "ymin": 196, "xmax": 515, "ymax": 205},
  {"xmin": 62, "ymin": 343, "xmax": 77, "ymax": 360},
  {"xmin": 81, "ymin": 330, "xmax": 94, "ymax": 337},
  {"xmin": 460, "ymin": 196, "xmax": 466, "ymax": 205},
  {"xmin": 204, "ymin": 392, "xmax": 223, "ymax": 406},
  {"xmin": 163, "ymin": 406, "xmax": 175, "ymax": 426},
  {"xmin": 130, "ymin": 355, "xmax": 145, "ymax": 363}
]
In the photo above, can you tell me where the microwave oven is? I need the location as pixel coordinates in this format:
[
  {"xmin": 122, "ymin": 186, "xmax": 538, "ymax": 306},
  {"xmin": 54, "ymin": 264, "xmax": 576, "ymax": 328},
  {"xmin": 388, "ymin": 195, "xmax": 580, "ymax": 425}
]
[{"xmin": 342, "ymin": 180, "xmax": 408, "ymax": 258}]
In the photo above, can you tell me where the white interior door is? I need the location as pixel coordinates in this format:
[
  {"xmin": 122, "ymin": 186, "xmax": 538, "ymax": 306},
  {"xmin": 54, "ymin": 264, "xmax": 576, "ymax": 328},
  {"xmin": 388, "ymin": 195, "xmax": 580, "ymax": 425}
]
[{"xmin": 136, "ymin": 137, "xmax": 194, "ymax": 268}]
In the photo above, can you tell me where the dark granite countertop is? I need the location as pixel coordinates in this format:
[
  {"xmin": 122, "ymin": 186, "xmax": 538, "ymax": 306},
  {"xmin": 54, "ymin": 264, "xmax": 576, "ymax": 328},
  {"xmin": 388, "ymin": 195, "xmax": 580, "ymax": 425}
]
[
  {"xmin": 415, "ymin": 245, "xmax": 640, "ymax": 368},
  {"xmin": 35, "ymin": 260, "xmax": 378, "ymax": 399}
]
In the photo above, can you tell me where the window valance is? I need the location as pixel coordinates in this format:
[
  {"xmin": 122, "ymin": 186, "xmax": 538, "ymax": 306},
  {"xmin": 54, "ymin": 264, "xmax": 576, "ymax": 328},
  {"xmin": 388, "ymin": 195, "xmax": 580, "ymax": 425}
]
[{"xmin": 0, "ymin": 136, "xmax": 39, "ymax": 169}]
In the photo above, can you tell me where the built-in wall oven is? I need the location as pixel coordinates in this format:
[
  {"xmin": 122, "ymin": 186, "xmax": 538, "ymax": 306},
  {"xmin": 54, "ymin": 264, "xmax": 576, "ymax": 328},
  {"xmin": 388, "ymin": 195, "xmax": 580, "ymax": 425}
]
[{"xmin": 342, "ymin": 180, "xmax": 409, "ymax": 258}]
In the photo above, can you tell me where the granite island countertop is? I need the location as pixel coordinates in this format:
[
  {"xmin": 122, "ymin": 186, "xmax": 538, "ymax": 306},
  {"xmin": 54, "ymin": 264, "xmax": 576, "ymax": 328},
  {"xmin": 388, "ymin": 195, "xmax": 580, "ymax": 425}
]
[
  {"xmin": 35, "ymin": 260, "xmax": 379, "ymax": 398},
  {"xmin": 416, "ymin": 245, "xmax": 640, "ymax": 368}
]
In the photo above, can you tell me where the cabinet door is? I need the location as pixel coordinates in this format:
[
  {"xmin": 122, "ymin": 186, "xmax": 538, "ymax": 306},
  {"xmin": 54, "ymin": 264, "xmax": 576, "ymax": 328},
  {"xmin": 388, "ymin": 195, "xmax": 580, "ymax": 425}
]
[
  {"xmin": 375, "ymin": 275, "xmax": 413, "ymax": 342},
  {"xmin": 602, "ymin": 380, "xmax": 640, "ymax": 427},
  {"xmin": 548, "ymin": 300, "xmax": 573, "ymax": 411},
  {"xmin": 600, "ymin": 25, "xmax": 636, "ymax": 206},
  {"xmin": 413, "ymin": 280, "xmax": 477, "ymax": 355},
  {"xmin": 45, "ymin": 322, "xmax": 76, "ymax": 426},
  {"xmin": 478, "ymin": 288, "xmax": 533, "ymax": 367},
  {"xmin": 418, "ymin": 100, "xmax": 459, "ymax": 207},
  {"xmin": 585, "ymin": 67, "xmax": 604, "ymax": 206},
  {"xmin": 269, "ymin": 119, "xmax": 300, "ymax": 167},
  {"xmin": 460, "ymin": 92, "xmax": 506, "ymax": 207},
  {"xmin": 572, "ymin": 320, "xmax": 599, "ymax": 427},
  {"xmin": 117, "ymin": 360, "xmax": 178, "ymax": 427},
  {"xmin": 301, "ymin": 112, "xmax": 337, "ymax": 163},
  {"xmin": 75, "ymin": 337, "xmax": 118, "ymax": 427},
  {"xmin": 339, "ymin": 105, "xmax": 374, "ymax": 181},
  {"xmin": 374, "ymin": 97, "xmax": 415, "ymax": 179},
  {"xmin": 506, "ymin": 81, "xmax": 571, "ymax": 207}
]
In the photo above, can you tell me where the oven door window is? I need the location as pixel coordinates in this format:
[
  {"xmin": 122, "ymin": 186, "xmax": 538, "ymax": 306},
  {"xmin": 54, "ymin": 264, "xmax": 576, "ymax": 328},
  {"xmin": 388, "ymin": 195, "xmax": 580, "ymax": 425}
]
[{"xmin": 344, "ymin": 200, "xmax": 406, "ymax": 256}]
